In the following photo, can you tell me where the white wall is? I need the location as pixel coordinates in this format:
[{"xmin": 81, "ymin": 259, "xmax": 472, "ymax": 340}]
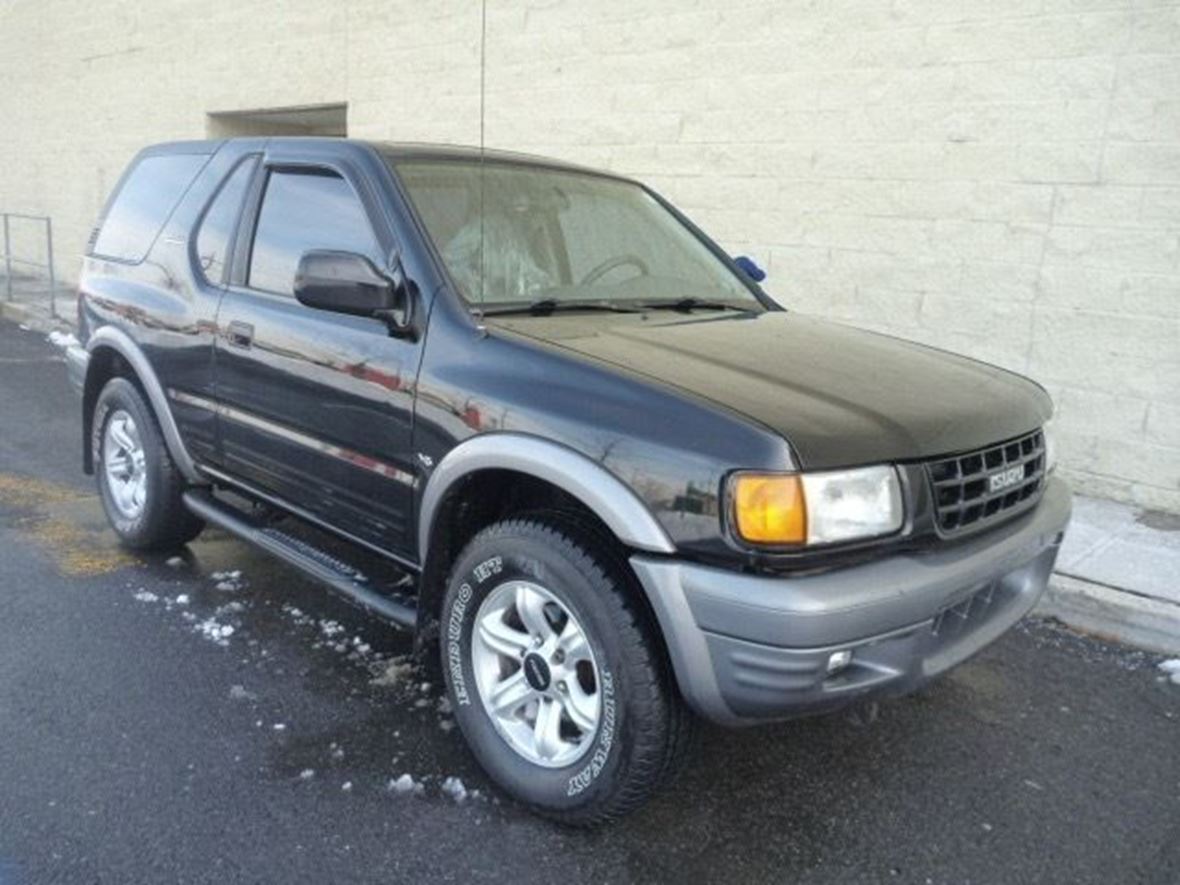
[{"xmin": 1, "ymin": 0, "xmax": 1177, "ymax": 510}]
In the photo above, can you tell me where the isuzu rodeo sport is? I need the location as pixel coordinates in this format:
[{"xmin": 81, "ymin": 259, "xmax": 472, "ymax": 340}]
[{"xmin": 68, "ymin": 138, "xmax": 1071, "ymax": 823}]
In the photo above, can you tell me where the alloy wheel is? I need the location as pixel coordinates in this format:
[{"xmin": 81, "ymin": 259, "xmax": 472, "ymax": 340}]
[
  {"xmin": 471, "ymin": 580, "xmax": 602, "ymax": 768},
  {"xmin": 102, "ymin": 409, "xmax": 147, "ymax": 520}
]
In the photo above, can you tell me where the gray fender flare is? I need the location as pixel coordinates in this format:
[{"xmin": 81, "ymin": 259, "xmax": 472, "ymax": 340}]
[
  {"xmin": 417, "ymin": 433, "xmax": 677, "ymax": 560},
  {"xmin": 86, "ymin": 326, "xmax": 204, "ymax": 484}
]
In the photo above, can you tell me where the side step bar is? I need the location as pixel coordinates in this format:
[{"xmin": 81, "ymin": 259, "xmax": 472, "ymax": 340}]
[{"xmin": 183, "ymin": 490, "xmax": 417, "ymax": 629}]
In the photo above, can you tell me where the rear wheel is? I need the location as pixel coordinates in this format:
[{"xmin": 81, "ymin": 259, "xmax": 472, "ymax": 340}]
[
  {"xmin": 440, "ymin": 516, "xmax": 693, "ymax": 825},
  {"xmin": 93, "ymin": 377, "xmax": 204, "ymax": 550}
]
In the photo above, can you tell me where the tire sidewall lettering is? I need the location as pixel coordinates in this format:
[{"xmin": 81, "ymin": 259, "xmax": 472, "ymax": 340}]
[
  {"xmin": 446, "ymin": 556, "xmax": 503, "ymax": 708},
  {"xmin": 566, "ymin": 669, "xmax": 615, "ymax": 796},
  {"xmin": 446, "ymin": 581, "xmax": 473, "ymax": 706}
]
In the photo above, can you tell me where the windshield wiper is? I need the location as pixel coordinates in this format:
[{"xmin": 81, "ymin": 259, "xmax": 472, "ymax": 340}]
[
  {"xmin": 638, "ymin": 297, "xmax": 756, "ymax": 313},
  {"xmin": 476, "ymin": 298, "xmax": 643, "ymax": 317}
]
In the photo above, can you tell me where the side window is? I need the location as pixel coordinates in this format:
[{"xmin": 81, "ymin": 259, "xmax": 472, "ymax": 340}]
[
  {"xmin": 248, "ymin": 170, "xmax": 380, "ymax": 297},
  {"xmin": 93, "ymin": 154, "xmax": 207, "ymax": 262},
  {"xmin": 195, "ymin": 158, "xmax": 256, "ymax": 285}
]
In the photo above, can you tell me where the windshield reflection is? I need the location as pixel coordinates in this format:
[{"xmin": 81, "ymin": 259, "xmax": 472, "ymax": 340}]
[{"xmin": 391, "ymin": 159, "xmax": 764, "ymax": 312}]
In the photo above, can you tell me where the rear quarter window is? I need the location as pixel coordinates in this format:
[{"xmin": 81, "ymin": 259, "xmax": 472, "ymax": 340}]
[
  {"xmin": 92, "ymin": 153, "xmax": 208, "ymax": 263},
  {"xmin": 195, "ymin": 158, "xmax": 257, "ymax": 285}
]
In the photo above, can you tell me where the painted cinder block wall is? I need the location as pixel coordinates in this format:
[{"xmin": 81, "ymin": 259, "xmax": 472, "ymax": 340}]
[{"xmin": 1, "ymin": 0, "xmax": 1177, "ymax": 511}]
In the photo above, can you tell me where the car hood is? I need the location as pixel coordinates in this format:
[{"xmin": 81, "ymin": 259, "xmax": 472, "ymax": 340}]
[{"xmin": 488, "ymin": 310, "xmax": 1052, "ymax": 469}]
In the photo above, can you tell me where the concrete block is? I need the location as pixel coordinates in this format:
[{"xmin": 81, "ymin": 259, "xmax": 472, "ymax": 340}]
[
  {"xmin": 1043, "ymin": 225, "xmax": 1179, "ymax": 272},
  {"xmin": 1053, "ymin": 185, "xmax": 1146, "ymax": 227},
  {"xmin": 1103, "ymin": 143, "xmax": 1180, "ymax": 185}
]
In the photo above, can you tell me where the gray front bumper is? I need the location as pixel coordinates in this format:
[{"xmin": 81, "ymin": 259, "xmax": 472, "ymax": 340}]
[{"xmin": 631, "ymin": 476, "xmax": 1072, "ymax": 725}]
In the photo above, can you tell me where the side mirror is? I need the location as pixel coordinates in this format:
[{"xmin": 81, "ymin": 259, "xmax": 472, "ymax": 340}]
[
  {"xmin": 733, "ymin": 255, "xmax": 767, "ymax": 283},
  {"xmin": 294, "ymin": 250, "xmax": 412, "ymax": 334}
]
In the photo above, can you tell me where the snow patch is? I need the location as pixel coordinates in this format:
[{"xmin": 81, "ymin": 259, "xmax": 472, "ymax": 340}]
[
  {"xmin": 211, "ymin": 570, "xmax": 245, "ymax": 592},
  {"xmin": 299, "ymin": 769, "xmax": 315, "ymax": 780},
  {"xmin": 174, "ymin": 594, "xmax": 190, "ymax": 605},
  {"xmin": 387, "ymin": 773, "xmax": 425, "ymax": 796},
  {"xmin": 47, "ymin": 330, "xmax": 80, "ymax": 349},
  {"xmin": 371, "ymin": 657, "xmax": 414, "ymax": 688},
  {"xmin": 165, "ymin": 556, "xmax": 186, "ymax": 569},
  {"xmin": 319, "ymin": 619, "xmax": 345, "ymax": 638},
  {"xmin": 281, "ymin": 604, "xmax": 314, "ymax": 627},
  {"xmin": 1158, "ymin": 659, "xmax": 1180, "ymax": 674},
  {"xmin": 195, "ymin": 618, "xmax": 235, "ymax": 645},
  {"xmin": 132, "ymin": 590, "xmax": 159, "ymax": 603},
  {"xmin": 228, "ymin": 684, "xmax": 256, "ymax": 701},
  {"xmin": 441, "ymin": 776, "xmax": 468, "ymax": 803}
]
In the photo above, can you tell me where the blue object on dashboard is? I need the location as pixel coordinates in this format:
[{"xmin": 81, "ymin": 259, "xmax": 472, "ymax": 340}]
[{"xmin": 733, "ymin": 255, "xmax": 766, "ymax": 282}]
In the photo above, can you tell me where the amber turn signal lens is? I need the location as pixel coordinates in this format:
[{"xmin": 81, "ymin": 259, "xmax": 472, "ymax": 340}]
[{"xmin": 732, "ymin": 474, "xmax": 807, "ymax": 544}]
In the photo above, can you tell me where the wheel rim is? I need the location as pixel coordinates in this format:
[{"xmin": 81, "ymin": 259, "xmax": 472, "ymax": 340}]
[
  {"xmin": 471, "ymin": 580, "xmax": 602, "ymax": 768},
  {"xmin": 102, "ymin": 410, "xmax": 147, "ymax": 520}
]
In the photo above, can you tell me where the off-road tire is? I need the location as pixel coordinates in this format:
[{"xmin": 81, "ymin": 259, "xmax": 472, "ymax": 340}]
[
  {"xmin": 440, "ymin": 515, "xmax": 693, "ymax": 825},
  {"xmin": 92, "ymin": 377, "xmax": 204, "ymax": 550}
]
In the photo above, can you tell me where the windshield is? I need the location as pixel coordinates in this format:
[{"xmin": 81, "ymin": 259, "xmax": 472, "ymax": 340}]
[{"xmin": 391, "ymin": 159, "xmax": 764, "ymax": 311}]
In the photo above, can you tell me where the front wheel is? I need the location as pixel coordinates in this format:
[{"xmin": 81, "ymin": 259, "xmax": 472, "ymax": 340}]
[
  {"xmin": 440, "ymin": 517, "xmax": 692, "ymax": 825},
  {"xmin": 93, "ymin": 377, "xmax": 204, "ymax": 551}
]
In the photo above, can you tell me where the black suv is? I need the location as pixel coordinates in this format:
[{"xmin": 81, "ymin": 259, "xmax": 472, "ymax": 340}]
[{"xmin": 68, "ymin": 138, "xmax": 1071, "ymax": 823}]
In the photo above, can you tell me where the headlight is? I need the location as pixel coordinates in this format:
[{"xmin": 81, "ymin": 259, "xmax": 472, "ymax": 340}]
[
  {"xmin": 730, "ymin": 465, "xmax": 904, "ymax": 546},
  {"xmin": 1042, "ymin": 419, "xmax": 1057, "ymax": 474}
]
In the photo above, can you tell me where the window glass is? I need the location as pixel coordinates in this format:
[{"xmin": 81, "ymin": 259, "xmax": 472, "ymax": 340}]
[
  {"xmin": 93, "ymin": 154, "xmax": 207, "ymax": 262},
  {"xmin": 393, "ymin": 160, "xmax": 757, "ymax": 308},
  {"xmin": 248, "ymin": 171, "xmax": 379, "ymax": 296},
  {"xmin": 195, "ymin": 159, "xmax": 256, "ymax": 284}
]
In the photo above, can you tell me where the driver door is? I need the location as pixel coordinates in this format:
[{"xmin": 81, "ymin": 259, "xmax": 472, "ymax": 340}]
[{"xmin": 212, "ymin": 149, "xmax": 423, "ymax": 561}]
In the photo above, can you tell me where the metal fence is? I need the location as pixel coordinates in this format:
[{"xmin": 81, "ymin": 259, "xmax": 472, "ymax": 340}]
[{"xmin": 1, "ymin": 212, "xmax": 59, "ymax": 318}]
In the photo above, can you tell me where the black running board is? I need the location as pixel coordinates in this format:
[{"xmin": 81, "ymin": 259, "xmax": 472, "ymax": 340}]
[{"xmin": 183, "ymin": 490, "xmax": 417, "ymax": 629}]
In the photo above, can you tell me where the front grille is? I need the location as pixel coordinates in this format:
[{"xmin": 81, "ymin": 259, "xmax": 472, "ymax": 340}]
[{"xmin": 926, "ymin": 429, "xmax": 1045, "ymax": 535}]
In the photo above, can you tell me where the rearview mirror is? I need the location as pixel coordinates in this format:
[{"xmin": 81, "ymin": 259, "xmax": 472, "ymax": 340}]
[{"xmin": 294, "ymin": 250, "xmax": 412, "ymax": 333}]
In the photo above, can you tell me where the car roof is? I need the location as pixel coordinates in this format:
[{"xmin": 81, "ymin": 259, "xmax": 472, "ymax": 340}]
[
  {"xmin": 369, "ymin": 140, "xmax": 605, "ymax": 173},
  {"xmin": 140, "ymin": 137, "xmax": 629, "ymax": 181}
]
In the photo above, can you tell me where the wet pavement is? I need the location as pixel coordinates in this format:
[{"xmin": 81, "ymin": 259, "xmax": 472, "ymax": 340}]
[{"xmin": 1, "ymin": 319, "xmax": 1177, "ymax": 884}]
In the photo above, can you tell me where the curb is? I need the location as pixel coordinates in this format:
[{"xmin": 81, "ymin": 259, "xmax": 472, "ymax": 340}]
[{"xmin": 1035, "ymin": 573, "xmax": 1180, "ymax": 656}]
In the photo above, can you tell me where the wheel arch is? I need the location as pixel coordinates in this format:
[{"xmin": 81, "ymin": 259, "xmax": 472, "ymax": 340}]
[
  {"xmin": 418, "ymin": 434, "xmax": 675, "ymax": 560},
  {"xmin": 82, "ymin": 326, "xmax": 203, "ymax": 484},
  {"xmin": 413, "ymin": 434, "xmax": 677, "ymax": 650}
]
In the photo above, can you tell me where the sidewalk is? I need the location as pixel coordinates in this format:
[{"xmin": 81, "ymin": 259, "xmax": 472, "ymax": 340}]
[
  {"xmin": 1038, "ymin": 496, "xmax": 1180, "ymax": 654},
  {"xmin": 4, "ymin": 293, "xmax": 1178, "ymax": 654}
]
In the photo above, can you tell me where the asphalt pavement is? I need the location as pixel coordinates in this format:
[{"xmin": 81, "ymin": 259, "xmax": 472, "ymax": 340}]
[{"xmin": 0, "ymin": 318, "xmax": 1177, "ymax": 885}]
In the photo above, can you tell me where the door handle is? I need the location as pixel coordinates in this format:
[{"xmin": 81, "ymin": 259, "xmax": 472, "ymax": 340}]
[{"xmin": 226, "ymin": 321, "xmax": 254, "ymax": 349}]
